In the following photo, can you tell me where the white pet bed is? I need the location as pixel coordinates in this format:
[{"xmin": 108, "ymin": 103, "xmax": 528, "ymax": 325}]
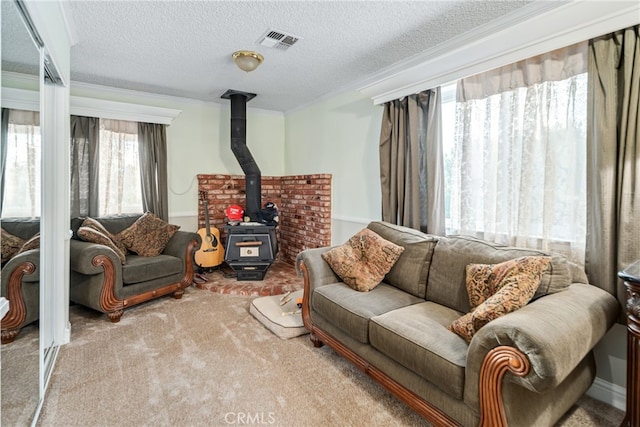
[{"xmin": 249, "ymin": 289, "xmax": 309, "ymax": 339}]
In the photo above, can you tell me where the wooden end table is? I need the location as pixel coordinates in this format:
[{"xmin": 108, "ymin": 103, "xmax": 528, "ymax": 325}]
[{"xmin": 619, "ymin": 260, "xmax": 640, "ymax": 427}]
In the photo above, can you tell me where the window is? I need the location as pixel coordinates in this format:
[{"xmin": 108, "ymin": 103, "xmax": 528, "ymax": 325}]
[
  {"xmin": 2, "ymin": 114, "xmax": 143, "ymax": 218},
  {"xmin": 441, "ymin": 44, "xmax": 588, "ymax": 264},
  {"xmin": 3, "ymin": 110, "xmax": 41, "ymax": 218},
  {"xmin": 98, "ymin": 119, "xmax": 143, "ymax": 216}
]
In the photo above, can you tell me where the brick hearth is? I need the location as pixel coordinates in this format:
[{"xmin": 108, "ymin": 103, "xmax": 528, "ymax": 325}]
[
  {"xmin": 197, "ymin": 173, "xmax": 332, "ymax": 265},
  {"xmin": 194, "ymin": 260, "xmax": 302, "ymax": 296}
]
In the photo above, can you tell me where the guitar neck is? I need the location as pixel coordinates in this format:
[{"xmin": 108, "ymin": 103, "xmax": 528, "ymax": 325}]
[{"xmin": 203, "ymin": 200, "xmax": 212, "ymax": 235}]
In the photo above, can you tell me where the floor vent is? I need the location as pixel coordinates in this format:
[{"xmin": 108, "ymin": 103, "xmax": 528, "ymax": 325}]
[{"xmin": 258, "ymin": 28, "xmax": 301, "ymax": 50}]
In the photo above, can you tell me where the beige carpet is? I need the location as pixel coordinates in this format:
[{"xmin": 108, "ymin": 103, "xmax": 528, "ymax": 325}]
[
  {"xmin": 10, "ymin": 287, "xmax": 621, "ymax": 427},
  {"xmin": 1, "ymin": 322, "xmax": 39, "ymax": 426}
]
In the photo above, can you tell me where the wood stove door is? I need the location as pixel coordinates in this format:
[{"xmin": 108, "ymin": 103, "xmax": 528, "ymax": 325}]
[{"xmin": 226, "ymin": 234, "xmax": 274, "ymax": 262}]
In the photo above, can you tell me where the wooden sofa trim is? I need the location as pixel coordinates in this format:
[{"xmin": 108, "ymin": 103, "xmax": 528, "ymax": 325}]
[
  {"xmin": 478, "ymin": 346, "xmax": 530, "ymax": 426},
  {"xmin": 94, "ymin": 238, "xmax": 198, "ymax": 323},
  {"xmin": 1, "ymin": 261, "xmax": 36, "ymax": 344},
  {"xmin": 299, "ymin": 259, "xmax": 529, "ymax": 427}
]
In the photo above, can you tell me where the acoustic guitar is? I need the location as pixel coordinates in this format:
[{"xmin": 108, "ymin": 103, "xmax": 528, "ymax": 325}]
[{"xmin": 195, "ymin": 191, "xmax": 224, "ymax": 268}]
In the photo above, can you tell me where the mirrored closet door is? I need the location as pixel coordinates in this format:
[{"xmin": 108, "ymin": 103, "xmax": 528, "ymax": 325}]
[{"xmin": 1, "ymin": 1, "xmax": 65, "ymax": 425}]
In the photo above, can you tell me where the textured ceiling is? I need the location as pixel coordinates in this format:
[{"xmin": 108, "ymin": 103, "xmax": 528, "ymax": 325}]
[
  {"xmin": 5, "ymin": 1, "xmax": 544, "ymax": 112},
  {"xmin": 1, "ymin": 0, "xmax": 40, "ymax": 76}
]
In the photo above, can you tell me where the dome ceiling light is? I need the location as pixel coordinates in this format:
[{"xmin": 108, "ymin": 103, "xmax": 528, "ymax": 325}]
[{"xmin": 232, "ymin": 50, "xmax": 264, "ymax": 72}]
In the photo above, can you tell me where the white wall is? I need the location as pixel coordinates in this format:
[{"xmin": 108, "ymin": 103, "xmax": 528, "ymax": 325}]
[
  {"xmin": 164, "ymin": 101, "xmax": 285, "ymax": 231},
  {"xmin": 69, "ymin": 85, "xmax": 285, "ymax": 232},
  {"xmin": 284, "ymin": 91, "xmax": 383, "ymax": 245}
]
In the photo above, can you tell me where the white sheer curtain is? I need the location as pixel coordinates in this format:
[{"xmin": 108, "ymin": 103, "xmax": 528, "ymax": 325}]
[
  {"xmin": 2, "ymin": 109, "xmax": 41, "ymax": 218},
  {"xmin": 448, "ymin": 42, "xmax": 588, "ymax": 264},
  {"xmin": 99, "ymin": 119, "xmax": 143, "ymax": 216}
]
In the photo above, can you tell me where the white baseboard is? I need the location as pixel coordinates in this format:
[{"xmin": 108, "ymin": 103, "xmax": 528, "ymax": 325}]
[
  {"xmin": 587, "ymin": 377, "xmax": 626, "ymax": 411},
  {"xmin": 63, "ymin": 321, "xmax": 71, "ymax": 345}
]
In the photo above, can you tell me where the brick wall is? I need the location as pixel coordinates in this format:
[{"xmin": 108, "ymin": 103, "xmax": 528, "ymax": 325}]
[{"xmin": 197, "ymin": 173, "xmax": 331, "ymax": 265}]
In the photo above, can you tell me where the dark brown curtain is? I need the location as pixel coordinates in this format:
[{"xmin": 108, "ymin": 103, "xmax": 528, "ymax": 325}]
[
  {"xmin": 138, "ymin": 122, "xmax": 169, "ymax": 221},
  {"xmin": 585, "ymin": 25, "xmax": 640, "ymax": 313},
  {"xmin": 70, "ymin": 115, "xmax": 99, "ymax": 218},
  {"xmin": 379, "ymin": 89, "xmax": 445, "ymax": 234}
]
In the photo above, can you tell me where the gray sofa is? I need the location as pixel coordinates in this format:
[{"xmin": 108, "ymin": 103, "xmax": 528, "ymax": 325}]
[
  {"xmin": 296, "ymin": 221, "xmax": 619, "ymax": 427},
  {"xmin": 69, "ymin": 215, "xmax": 200, "ymax": 322},
  {"xmin": 1, "ymin": 218, "xmax": 40, "ymax": 344}
]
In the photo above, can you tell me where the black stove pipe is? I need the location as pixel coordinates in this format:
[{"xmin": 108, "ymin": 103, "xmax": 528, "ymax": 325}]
[{"xmin": 221, "ymin": 90, "xmax": 261, "ymax": 221}]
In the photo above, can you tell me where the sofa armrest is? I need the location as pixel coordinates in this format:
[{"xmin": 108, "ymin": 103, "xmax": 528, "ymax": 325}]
[
  {"xmin": 162, "ymin": 231, "xmax": 200, "ymax": 260},
  {"xmin": 1, "ymin": 251, "xmax": 39, "ymax": 342},
  {"xmin": 296, "ymin": 247, "xmax": 340, "ymax": 291},
  {"xmin": 464, "ymin": 283, "xmax": 619, "ymax": 409},
  {"xmin": 69, "ymin": 239, "xmax": 122, "ymax": 275},
  {"xmin": 1, "ymin": 250, "xmax": 39, "ymax": 285}
]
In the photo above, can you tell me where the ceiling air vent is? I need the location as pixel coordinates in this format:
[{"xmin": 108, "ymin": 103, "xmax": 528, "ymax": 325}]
[{"xmin": 257, "ymin": 28, "xmax": 301, "ymax": 51}]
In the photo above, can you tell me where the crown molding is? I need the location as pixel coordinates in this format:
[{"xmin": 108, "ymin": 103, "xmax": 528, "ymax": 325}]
[
  {"xmin": 359, "ymin": 0, "xmax": 640, "ymax": 105},
  {"xmin": 2, "ymin": 72, "xmax": 283, "ymax": 121},
  {"xmin": 2, "ymin": 73, "xmax": 181, "ymax": 124},
  {"xmin": 1, "ymin": 87, "xmax": 40, "ymax": 111},
  {"xmin": 1, "ymin": 70, "xmax": 40, "ymax": 91},
  {"xmin": 70, "ymin": 96, "xmax": 181, "ymax": 125},
  {"xmin": 70, "ymin": 80, "xmax": 209, "ymax": 106},
  {"xmin": 70, "ymin": 80, "xmax": 283, "ymax": 116}
]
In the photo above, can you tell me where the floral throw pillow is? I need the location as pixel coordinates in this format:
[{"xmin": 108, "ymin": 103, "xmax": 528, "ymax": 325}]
[
  {"xmin": 15, "ymin": 233, "xmax": 40, "ymax": 256},
  {"xmin": 117, "ymin": 212, "xmax": 180, "ymax": 257},
  {"xmin": 81, "ymin": 217, "xmax": 127, "ymax": 255},
  {"xmin": 77, "ymin": 226, "xmax": 127, "ymax": 264},
  {"xmin": 448, "ymin": 256, "xmax": 551, "ymax": 343},
  {"xmin": 321, "ymin": 228, "xmax": 405, "ymax": 292},
  {"xmin": 1, "ymin": 228, "xmax": 25, "ymax": 264},
  {"xmin": 465, "ymin": 263, "xmax": 495, "ymax": 310},
  {"xmin": 2, "ymin": 228, "xmax": 24, "ymax": 264}
]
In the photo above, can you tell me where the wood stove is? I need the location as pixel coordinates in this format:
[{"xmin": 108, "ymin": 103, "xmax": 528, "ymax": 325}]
[{"xmin": 224, "ymin": 224, "xmax": 277, "ymax": 281}]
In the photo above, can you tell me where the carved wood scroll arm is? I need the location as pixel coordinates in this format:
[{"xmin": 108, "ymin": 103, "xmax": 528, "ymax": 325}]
[
  {"xmin": 92, "ymin": 254, "xmax": 123, "ymax": 314},
  {"xmin": 298, "ymin": 260, "xmax": 314, "ymax": 333},
  {"xmin": 479, "ymin": 345, "xmax": 531, "ymax": 427},
  {"xmin": 1, "ymin": 261, "xmax": 36, "ymax": 342},
  {"xmin": 178, "ymin": 239, "xmax": 199, "ymax": 288}
]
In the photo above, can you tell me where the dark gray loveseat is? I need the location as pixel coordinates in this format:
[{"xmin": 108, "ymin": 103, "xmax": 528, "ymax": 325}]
[
  {"xmin": 69, "ymin": 214, "xmax": 200, "ymax": 322},
  {"xmin": 297, "ymin": 221, "xmax": 619, "ymax": 427}
]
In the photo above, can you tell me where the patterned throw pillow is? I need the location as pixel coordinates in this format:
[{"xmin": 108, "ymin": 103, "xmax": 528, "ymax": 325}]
[
  {"xmin": 117, "ymin": 212, "xmax": 180, "ymax": 257},
  {"xmin": 16, "ymin": 233, "xmax": 40, "ymax": 256},
  {"xmin": 1, "ymin": 228, "xmax": 25, "ymax": 264},
  {"xmin": 465, "ymin": 263, "xmax": 495, "ymax": 310},
  {"xmin": 321, "ymin": 228, "xmax": 405, "ymax": 292},
  {"xmin": 77, "ymin": 226, "xmax": 127, "ymax": 264},
  {"xmin": 81, "ymin": 217, "xmax": 127, "ymax": 254},
  {"xmin": 448, "ymin": 256, "xmax": 551, "ymax": 343}
]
